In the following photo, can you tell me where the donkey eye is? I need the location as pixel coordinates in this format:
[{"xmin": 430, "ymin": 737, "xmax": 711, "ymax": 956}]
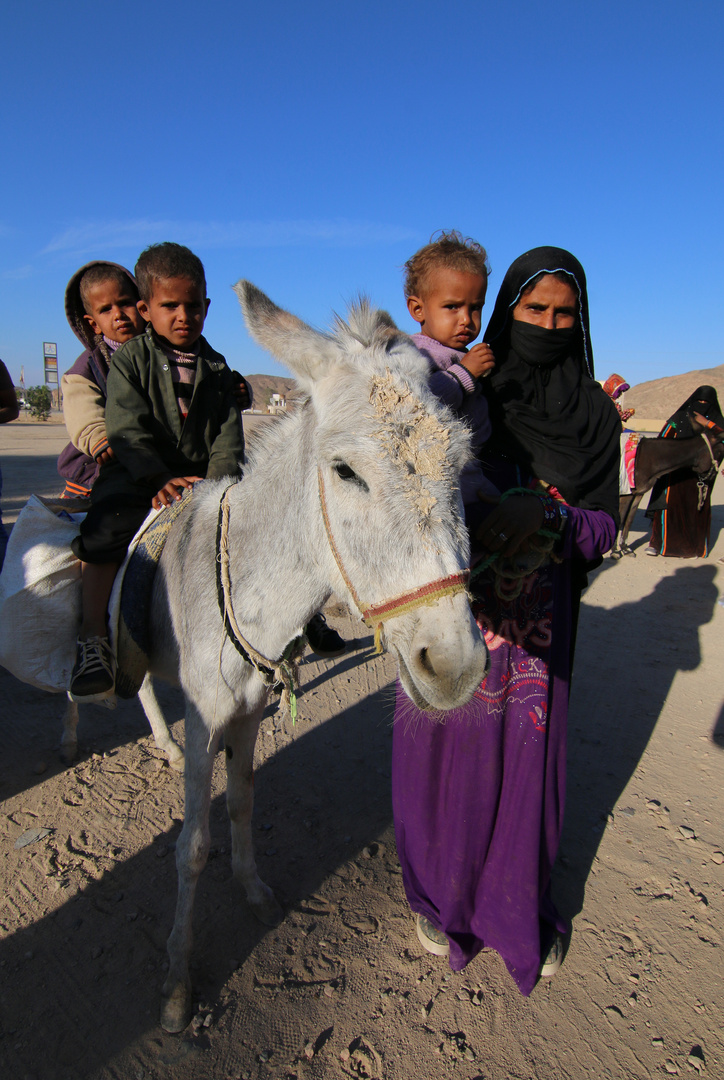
[{"xmin": 333, "ymin": 462, "xmax": 368, "ymax": 490}]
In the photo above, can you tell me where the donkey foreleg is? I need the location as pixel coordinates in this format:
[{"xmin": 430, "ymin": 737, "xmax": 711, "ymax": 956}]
[
  {"xmin": 619, "ymin": 491, "xmax": 645, "ymax": 554},
  {"xmin": 60, "ymin": 697, "xmax": 80, "ymax": 764},
  {"xmin": 161, "ymin": 709, "xmax": 220, "ymax": 1034},
  {"xmin": 225, "ymin": 707, "xmax": 284, "ymax": 927},
  {"xmin": 137, "ymin": 674, "xmax": 184, "ymax": 772}
]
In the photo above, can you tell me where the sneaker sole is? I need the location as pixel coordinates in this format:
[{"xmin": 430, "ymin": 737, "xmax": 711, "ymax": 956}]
[
  {"xmin": 539, "ymin": 935, "xmax": 565, "ymax": 978},
  {"xmin": 539, "ymin": 953, "xmax": 563, "ymax": 977},
  {"xmin": 416, "ymin": 917, "xmax": 449, "ymax": 957},
  {"xmin": 68, "ymin": 688, "xmax": 117, "ymax": 707}
]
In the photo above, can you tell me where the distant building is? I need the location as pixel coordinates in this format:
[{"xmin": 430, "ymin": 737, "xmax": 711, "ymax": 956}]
[{"xmin": 267, "ymin": 393, "xmax": 287, "ymax": 415}]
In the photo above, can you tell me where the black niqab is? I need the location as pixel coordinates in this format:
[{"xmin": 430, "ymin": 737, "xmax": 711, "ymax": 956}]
[
  {"xmin": 658, "ymin": 386, "xmax": 724, "ymax": 437},
  {"xmin": 483, "ymin": 246, "xmax": 620, "ymax": 519}
]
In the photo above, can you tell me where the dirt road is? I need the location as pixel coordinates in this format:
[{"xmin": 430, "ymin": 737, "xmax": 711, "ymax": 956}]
[{"xmin": 1, "ymin": 417, "xmax": 722, "ymax": 1080}]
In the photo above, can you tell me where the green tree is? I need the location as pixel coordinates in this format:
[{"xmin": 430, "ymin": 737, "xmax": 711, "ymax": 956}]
[{"xmin": 25, "ymin": 385, "xmax": 52, "ymax": 421}]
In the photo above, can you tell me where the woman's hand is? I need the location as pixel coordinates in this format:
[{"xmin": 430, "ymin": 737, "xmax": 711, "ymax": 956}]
[
  {"xmin": 153, "ymin": 476, "xmax": 202, "ymax": 510},
  {"xmin": 476, "ymin": 494, "xmax": 544, "ymax": 557}
]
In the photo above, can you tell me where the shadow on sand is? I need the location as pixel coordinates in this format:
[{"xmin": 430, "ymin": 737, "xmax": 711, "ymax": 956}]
[
  {"xmin": 0, "ymin": 564, "xmax": 719, "ymax": 1075},
  {"xmin": 0, "ymin": 670, "xmax": 396, "ymax": 1078},
  {"xmin": 556, "ymin": 562, "xmax": 719, "ymax": 921}
]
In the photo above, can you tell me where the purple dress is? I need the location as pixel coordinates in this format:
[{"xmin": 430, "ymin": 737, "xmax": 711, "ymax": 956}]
[{"xmin": 392, "ymin": 485, "xmax": 615, "ymax": 995}]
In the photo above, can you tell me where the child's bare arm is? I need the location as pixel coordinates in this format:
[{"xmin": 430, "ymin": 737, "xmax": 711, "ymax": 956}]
[
  {"xmin": 152, "ymin": 476, "xmax": 202, "ymax": 510},
  {"xmin": 460, "ymin": 343, "xmax": 495, "ymax": 379}
]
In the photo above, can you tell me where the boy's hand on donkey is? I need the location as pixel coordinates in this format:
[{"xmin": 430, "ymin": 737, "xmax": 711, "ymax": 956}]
[
  {"xmin": 95, "ymin": 447, "xmax": 115, "ymax": 466},
  {"xmin": 461, "ymin": 343, "xmax": 495, "ymax": 380},
  {"xmin": 153, "ymin": 476, "xmax": 202, "ymax": 510}
]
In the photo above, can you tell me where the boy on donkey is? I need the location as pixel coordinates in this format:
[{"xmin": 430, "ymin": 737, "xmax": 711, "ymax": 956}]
[
  {"xmin": 69, "ymin": 242, "xmax": 244, "ymax": 700},
  {"xmin": 58, "ymin": 261, "xmax": 146, "ymax": 498}
]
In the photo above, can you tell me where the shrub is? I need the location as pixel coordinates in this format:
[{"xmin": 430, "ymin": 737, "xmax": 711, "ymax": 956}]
[{"xmin": 25, "ymin": 385, "xmax": 52, "ymax": 422}]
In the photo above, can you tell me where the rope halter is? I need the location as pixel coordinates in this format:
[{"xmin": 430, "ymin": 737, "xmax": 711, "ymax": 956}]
[
  {"xmin": 317, "ymin": 468, "xmax": 470, "ymax": 653},
  {"xmin": 216, "ymin": 485, "xmax": 304, "ymax": 720}
]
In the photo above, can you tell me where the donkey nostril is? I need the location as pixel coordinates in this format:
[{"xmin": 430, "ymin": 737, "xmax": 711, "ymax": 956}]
[{"xmin": 419, "ymin": 647, "xmax": 435, "ymax": 676}]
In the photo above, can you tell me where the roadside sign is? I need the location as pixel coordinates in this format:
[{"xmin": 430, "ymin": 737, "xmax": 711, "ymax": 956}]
[{"xmin": 43, "ymin": 342, "xmax": 58, "ymax": 385}]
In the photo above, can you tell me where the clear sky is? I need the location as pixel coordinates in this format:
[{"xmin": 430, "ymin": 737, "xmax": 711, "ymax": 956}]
[{"xmin": 1, "ymin": 0, "xmax": 722, "ymax": 390}]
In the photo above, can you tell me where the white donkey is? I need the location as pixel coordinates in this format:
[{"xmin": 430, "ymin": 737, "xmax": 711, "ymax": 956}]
[{"xmin": 150, "ymin": 284, "xmax": 488, "ymax": 1031}]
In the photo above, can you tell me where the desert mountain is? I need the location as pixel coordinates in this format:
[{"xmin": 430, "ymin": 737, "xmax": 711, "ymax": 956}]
[
  {"xmin": 243, "ymin": 373, "xmax": 298, "ymax": 409},
  {"xmin": 623, "ymin": 363, "xmax": 724, "ymax": 422}
]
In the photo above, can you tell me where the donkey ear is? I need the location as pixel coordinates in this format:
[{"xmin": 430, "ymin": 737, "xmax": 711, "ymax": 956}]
[{"xmin": 233, "ymin": 281, "xmax": 342, "ymax": 385}]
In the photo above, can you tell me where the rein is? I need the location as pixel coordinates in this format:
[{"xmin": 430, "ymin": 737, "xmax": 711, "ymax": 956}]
[
  {"xmin": 317, "ymin": 468, "xmax": 470, "ymax": 653},
  {"xmin": 695, "ymin": 432, "xmax": 722, "ymax": 511},
  {"xmin": 215, "ymin": 484, "xmax": 303, "ymax": 720},
  {"xmin": 699, "ymin": 430, "xmax": 720, "ymax": 474}
]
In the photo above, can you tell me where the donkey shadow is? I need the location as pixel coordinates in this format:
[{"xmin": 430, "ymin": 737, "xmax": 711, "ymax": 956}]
[
  {"xmin": 0, "ymin": 632, "xmax": 375, "ymax": 805},
  {"xmin": 555, "ymin": 563, "xmax": 719, "ymax": 921},
  {"xmin": 0, "ymin": 682, "xmax": 397, "ymax": 1077}
]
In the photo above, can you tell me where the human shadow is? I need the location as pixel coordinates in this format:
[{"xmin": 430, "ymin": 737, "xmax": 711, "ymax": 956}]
[
  {"xmin": 0, "ymin": 682, "xmax": 396, "ymax": 1078},
  {"xmin": 711, "ymin": 701, "xmax": 724, "ymax": 749},
  {"xmin": 555, "ymin": 563, "xmax": 719, "ymax": 921}
]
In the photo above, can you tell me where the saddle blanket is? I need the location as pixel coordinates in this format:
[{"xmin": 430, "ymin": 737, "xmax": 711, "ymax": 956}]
[
  {"xmin": 0, "ymin": 491, "xmax": 191, "ymax": 698},
  {"xmin": 619, "ymin": 431, "xmax": 641, "ymax": 495}
]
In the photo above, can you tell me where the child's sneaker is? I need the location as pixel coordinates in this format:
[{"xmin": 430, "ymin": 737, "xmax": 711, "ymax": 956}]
[
  {"xmin": 305, "ymin": 613, "xmax": 346, "ymax": 658},
  {"xmin": 69, "ymin": 636, "xmax": 116, "ymax": 700}
]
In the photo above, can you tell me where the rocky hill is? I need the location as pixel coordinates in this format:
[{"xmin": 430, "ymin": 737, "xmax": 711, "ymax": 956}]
[
  {"xmin": 243, "ymin": 373, "xmax": 298, "ymax": 409},
  {"xmin": 624, "ymin": 363, "xmax": 724, "ymax": 422}
]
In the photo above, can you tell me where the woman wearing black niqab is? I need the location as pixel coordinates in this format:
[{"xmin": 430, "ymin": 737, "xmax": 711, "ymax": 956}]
[
  {"xmin": 392, "ymin": 247, "xmax": 620, "ymax": 996},
  {"xmin": 645, "ymin": 385, "xmax": 723, "ymax": 557},
  {"xmin": 482, "ymin": 246, "xmax": 620, "ymax": 520}
]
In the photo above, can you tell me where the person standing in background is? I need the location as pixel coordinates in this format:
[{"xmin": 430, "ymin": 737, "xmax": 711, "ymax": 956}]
[{"xmin": 0, "ymin": 359, "xmax": 21, "ymax": 570}]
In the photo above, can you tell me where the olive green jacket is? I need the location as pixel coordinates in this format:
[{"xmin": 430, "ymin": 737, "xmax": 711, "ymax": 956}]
[{"xmin": 106, "ymin": 326, "xmax": 244, "ymax": 486}]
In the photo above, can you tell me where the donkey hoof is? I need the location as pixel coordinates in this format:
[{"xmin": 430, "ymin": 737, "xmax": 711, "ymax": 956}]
[
  {"xmin": 160, "ymin": 979, "xmax": 193, "ymax": 1033},
  {"xmin": 60, "ymin": 743, "xmax": 78, "ymax": 765},
  {"xmin": 249, "ymin": 887, "xmax": 284, "ymax": 927},
  {"xmin": 168, "ymin": 750, "xmax": 185, "ymax": 774},
  {"xmin": 609, "ymin": 550, "xmax": 622, "ymax": 561}
]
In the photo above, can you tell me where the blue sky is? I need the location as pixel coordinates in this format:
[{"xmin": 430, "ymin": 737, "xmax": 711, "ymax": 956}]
[{"xmin": 1, "ymin": 0, "xmax": 722, "ymax": 390}]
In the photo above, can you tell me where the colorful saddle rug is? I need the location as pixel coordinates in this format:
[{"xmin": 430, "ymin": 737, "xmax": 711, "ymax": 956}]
[{"xmin": 619, "ymin": 431, "xmax": 641, "ymax": 495}]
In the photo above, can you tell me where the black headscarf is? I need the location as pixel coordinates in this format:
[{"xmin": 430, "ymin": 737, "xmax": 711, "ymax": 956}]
[
  {"xmin": 658, "ymin": 386, "xmax": 724, "ymax": 438},
  {"xmin": 483, "ymin": 246, "xmax": 620, "ymax": 519}
]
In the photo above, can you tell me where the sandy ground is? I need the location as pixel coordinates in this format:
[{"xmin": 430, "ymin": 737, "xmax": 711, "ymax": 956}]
[{"xmin": 1, "ymin": 416, "xmax": 723, "ymax": 1080}]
